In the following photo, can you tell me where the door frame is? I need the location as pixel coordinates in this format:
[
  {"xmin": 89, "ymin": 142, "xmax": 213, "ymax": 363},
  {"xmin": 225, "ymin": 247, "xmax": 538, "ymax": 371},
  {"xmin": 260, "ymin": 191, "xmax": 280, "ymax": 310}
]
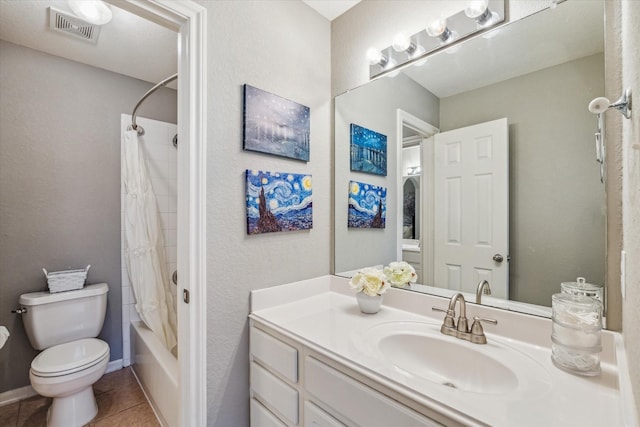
[
  {"xmin": 396, "ymin": 110, "xmax": 439, "ymax": 284},
  {"xmin": 105, "ymin": 1, "xmax": 207, "ymax": 425}
]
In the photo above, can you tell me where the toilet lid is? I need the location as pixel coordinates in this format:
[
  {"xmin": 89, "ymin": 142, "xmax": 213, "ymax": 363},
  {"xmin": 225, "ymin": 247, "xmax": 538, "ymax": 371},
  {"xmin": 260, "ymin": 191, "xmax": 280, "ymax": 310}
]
[{"xmin": 31, "ymin": 338, "xmax": 109, "ymax": 377}]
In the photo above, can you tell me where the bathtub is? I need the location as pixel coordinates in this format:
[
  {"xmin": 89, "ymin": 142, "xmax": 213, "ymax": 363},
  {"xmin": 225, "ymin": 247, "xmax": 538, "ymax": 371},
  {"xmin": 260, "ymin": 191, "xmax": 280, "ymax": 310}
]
[{"xmin": 130, "ymin": 320, "xmax": 178, "ymax": 427}]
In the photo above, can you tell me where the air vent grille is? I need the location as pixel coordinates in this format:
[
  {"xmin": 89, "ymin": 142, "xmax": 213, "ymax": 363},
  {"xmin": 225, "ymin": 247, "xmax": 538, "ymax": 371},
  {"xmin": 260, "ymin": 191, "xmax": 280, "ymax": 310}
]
[{"xmin": 49, "ymin": 7, "xmax": 100, "ymax": 43}]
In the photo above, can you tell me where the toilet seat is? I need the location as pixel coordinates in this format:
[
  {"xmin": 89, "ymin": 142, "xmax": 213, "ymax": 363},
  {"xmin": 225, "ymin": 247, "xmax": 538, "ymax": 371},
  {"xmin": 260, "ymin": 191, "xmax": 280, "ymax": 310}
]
[{"xmin": 31, "ymin": 338, "xmax": 109, "ymax": 377}]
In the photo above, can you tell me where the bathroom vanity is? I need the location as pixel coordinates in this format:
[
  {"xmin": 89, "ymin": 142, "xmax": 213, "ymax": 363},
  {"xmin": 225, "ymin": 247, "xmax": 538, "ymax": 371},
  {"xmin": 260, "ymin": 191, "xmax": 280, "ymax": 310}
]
[{"xmin": 249, "ymin": 276, "xmax": 636, "ymax": 427}]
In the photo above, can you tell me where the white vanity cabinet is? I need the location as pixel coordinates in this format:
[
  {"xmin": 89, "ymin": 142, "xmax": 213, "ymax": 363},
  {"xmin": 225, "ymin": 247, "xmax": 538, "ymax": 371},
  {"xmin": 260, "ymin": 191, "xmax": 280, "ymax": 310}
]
[{"xmin": 249, "ymin": 322, "xmax": 448, "ymax": 427}]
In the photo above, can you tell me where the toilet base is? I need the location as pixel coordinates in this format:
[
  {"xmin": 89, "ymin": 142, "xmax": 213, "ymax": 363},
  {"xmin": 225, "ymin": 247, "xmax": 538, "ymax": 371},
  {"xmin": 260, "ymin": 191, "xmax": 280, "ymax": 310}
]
[{"xmin": 47, "ymin": 386, "xmax": 98, "ymax": 427}]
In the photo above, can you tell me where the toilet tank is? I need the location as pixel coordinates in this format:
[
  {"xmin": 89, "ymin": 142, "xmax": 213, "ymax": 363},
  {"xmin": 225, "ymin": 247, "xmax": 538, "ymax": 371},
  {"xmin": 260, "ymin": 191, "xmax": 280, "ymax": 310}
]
[{"xmin": 19, "ymin": 283, "xmax": 109, "ymax": 350}]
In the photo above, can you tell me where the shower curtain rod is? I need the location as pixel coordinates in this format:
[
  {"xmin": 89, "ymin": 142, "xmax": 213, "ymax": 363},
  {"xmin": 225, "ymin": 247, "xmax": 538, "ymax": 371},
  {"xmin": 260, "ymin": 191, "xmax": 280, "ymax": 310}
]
[{"xmin": 130, "ymin": 73, "xmax": 178, "ymax": 134}]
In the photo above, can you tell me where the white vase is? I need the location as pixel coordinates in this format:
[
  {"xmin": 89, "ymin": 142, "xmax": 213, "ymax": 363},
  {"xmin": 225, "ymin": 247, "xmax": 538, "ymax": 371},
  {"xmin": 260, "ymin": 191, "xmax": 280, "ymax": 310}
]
[{"xmin": 356, "ymin": 292, "xmax": 383, "ymax": 314}]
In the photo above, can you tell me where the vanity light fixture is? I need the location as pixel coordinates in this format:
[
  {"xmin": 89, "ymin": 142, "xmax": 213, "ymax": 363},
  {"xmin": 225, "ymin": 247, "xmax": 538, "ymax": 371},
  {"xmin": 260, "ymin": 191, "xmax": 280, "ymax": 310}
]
[
  {"xmin": 367, "ymin": 0, "xmax": 505, "ymax": 79},
  {"xmin": 68, "ymin": 0, "xmax": 112, "ymax": 25},
  {"xmin": 464, "ymin": 0, "xmax": 498, "ymax": 28}
]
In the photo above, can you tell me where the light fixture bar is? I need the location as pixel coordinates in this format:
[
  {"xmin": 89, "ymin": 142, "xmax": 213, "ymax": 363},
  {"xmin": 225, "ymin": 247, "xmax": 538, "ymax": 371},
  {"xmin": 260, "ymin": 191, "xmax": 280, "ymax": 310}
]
[{"xmin": 368, "ymin": 0, "xmax": 505, "ymax": 79}]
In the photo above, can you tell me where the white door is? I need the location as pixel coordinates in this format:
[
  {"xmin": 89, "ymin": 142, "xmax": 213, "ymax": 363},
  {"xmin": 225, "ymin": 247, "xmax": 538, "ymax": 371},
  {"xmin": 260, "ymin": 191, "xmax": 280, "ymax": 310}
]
[{"xmin": 433, "ymin": 118, "xmax": 509, "ymax": 298}]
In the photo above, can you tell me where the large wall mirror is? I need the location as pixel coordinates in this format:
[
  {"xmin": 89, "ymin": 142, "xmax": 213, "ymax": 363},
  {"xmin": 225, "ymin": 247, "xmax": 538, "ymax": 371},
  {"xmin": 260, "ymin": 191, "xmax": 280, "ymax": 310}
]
[{"xmin": 334, "ymin": 0, "xmax": 606, "ymax": 319}]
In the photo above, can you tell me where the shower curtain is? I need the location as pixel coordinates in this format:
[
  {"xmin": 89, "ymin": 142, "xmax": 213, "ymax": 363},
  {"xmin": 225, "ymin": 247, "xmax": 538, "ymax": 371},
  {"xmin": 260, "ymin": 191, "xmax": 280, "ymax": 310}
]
[{"xmin": 122, "ymin": 129, "xmax": 177, "ymax": 351}]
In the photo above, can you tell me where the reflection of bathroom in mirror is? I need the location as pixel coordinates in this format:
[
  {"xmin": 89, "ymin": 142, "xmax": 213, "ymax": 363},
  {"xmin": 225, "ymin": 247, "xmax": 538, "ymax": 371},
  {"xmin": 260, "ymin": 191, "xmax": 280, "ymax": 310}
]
[{"xmin": 334, "ymin": 0, "xmax": 606, "ymax": 319}]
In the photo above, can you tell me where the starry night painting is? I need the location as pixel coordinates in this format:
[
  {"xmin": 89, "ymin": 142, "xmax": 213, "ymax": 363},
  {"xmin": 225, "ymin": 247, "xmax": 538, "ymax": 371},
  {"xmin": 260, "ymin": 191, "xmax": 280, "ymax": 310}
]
[
  {"xmin": 350, "ymin": 124, "xmax": 387, "ymax": 176},
  {"xmin": 243, "ymin": 84, "xmax": 310, "ymax": 162},
  {"xmin": 348, "ymin": 180, "xmax": 386, "ymax": 229},
  {"xmin": 245, "ymin": 170, "xmax": 313, "ymax": 235}
]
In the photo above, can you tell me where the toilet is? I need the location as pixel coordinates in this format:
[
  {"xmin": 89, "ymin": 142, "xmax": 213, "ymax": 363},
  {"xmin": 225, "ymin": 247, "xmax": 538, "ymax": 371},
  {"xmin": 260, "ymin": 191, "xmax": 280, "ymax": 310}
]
[{"xmin": 19, "ymin": 283, "xmax": 110, "ymax": 427}]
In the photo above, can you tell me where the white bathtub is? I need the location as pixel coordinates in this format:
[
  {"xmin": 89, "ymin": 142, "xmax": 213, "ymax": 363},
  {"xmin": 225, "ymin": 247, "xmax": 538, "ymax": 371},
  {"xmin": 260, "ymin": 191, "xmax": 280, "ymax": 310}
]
[{"xmin": 130, "ymin": 320, "xmax": 178, "ymax": 427}]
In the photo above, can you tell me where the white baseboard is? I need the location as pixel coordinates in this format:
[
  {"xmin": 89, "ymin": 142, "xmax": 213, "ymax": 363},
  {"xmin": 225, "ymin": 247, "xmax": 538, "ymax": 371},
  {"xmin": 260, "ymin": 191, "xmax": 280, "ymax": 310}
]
[
  {"xmin": 0, "ymin": 385, "xmax": 37, "ymax": 407},
  {"xmin": 106, "ymin": 358, "xmax": 124, "ymax": 373}
]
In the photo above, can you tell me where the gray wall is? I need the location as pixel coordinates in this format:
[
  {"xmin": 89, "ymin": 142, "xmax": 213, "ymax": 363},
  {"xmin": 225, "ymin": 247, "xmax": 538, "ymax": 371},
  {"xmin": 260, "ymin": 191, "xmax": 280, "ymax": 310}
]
[
  {"xmin": 202, "ymin": 2, "xmax": 331, "ymax": 426},
  {"xmin": 439, "ymin": 53, "xmax": 605, "ymax": 306},
  {"xmin": 0, "ymin": 40, "xmax": 176, "ymax": 393},
  {"xmin": 334, "ymin": 74, "xmax": 439, "ymax": 274}
]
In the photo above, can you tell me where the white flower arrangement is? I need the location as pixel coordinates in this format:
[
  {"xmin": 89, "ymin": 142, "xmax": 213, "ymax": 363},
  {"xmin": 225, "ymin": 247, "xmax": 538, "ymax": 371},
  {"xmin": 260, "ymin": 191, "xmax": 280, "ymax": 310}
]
[
  {"xmin": 383, "ymin": 261, "xmax": 417, "ymax": 288},
  {"xmin": 349, "ymin": 267, "xmax": 390, "ymax": 297}
]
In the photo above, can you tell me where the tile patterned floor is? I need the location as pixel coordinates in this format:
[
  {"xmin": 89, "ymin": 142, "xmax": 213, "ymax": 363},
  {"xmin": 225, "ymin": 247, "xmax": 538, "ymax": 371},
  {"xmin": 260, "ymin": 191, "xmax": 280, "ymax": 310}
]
[{"xmin": 0, "ymin": 367, "xmax": 160, "ymax": 427}]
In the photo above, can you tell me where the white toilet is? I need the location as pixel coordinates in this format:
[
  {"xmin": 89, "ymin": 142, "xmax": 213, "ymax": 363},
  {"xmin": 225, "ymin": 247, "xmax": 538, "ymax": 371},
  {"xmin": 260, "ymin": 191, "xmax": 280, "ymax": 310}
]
[{"xmin": 19, "ymin": 283, "xmax": 110, "ymax": 427}]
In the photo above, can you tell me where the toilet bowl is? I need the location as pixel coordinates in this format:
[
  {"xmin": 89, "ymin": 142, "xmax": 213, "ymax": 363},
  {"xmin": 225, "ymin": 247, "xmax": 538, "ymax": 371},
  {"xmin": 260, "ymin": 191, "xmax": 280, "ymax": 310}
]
[
  {"xmin": 29, "ymin": 338, "xmax": 110, "ymax": 427},
  {"xmin": 18, "ymin": 283, "xmax": 110, "ymax": 427}
]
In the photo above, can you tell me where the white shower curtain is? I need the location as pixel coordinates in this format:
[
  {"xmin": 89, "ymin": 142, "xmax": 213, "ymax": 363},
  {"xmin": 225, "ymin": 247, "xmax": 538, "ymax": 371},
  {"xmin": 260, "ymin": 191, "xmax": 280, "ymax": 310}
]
[{"xmin": 122, "ymin": 129, "xmax": 177, "ymax": 351}]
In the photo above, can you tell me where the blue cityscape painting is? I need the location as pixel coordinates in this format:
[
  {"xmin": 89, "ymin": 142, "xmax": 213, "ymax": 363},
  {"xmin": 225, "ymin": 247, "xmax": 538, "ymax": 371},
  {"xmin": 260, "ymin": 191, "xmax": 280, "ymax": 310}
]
[
  {"xmin": 350, "ymin": 124, "xmax": 387, "ymax": 176},
  {"xmin": 246, "ymin": 170, "xmax": 313, "ymax": 234},
  {"xmin": 243, "ymin": 84, "xmax": 310, "ymax": 161},
  {"xmin": 348, "ymin": 180, "xmax": 386, "ymax": 229}
]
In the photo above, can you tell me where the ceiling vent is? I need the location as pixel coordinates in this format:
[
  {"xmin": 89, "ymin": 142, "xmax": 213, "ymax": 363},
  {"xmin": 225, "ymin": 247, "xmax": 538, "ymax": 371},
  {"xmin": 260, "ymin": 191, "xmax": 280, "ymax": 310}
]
[{"xmin": 49, "ymin": 7, "xmax": 100, "ymax": 44}]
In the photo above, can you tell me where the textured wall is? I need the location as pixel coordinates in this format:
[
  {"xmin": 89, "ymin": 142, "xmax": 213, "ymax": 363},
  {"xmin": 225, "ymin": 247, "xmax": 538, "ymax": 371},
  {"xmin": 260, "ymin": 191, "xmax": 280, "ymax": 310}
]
[
  {"xmin": 619, "ymin": 0, "xmax": 640, "ymax": 417},
  {"xmin": 440, "ymin": 54, "xmax": 605, "ymax": 306},
  {"xmin": 0, "ymin": 41, "xmax": 176, "ymax": 393},
  {"xmin": 202, "ymin": 2, "xmax": 331, "ymax": 426}
]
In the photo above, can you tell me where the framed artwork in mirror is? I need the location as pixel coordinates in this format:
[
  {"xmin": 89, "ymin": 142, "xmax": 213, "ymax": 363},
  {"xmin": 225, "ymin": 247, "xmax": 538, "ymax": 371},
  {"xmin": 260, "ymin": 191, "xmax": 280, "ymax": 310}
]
[
  {"xmin": 348, "ymin": 180, "xmax": 386, "ymax": 229},
  {"xmin": 243, "ymin": 84, "xmax": 310, "ymax": 161},
  {"xmin": 245, "ymin": 170, "xmax": 313, "ymax": 234},
  {"xmin": 350, "ymin": 124, "xmax": 387, "ymax": 176}
]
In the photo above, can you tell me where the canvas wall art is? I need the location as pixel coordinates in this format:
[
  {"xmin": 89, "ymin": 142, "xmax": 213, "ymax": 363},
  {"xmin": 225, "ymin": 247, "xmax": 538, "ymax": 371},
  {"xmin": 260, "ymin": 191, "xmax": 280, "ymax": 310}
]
[
  {"xmin": 245, "ymin": 170, "xmax": 313, "ymax": 234},
  {"xmin": 243, "ymin": 84, "xmax": 310, "ymax": 161},
  {"xmin": 348, "ymin": 180, "xmax": 386, "ymax": 229},
  {"xmin": 350, "ymin": 123, "xmax": 387, "ymax": 176}
]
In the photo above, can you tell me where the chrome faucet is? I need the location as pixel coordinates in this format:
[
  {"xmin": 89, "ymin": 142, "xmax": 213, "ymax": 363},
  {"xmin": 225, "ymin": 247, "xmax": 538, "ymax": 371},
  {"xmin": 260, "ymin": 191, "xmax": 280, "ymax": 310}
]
[
  {"xmin": 475, "ymin": 280, "xmax": 492, "ymax": 304},
  {"xmin": 433, "ymin": 293, "xmax": 469, "ymax": 339},
  {"xmin": 433, "ymin": 292, "xmax": 497, "ymax": 344}
]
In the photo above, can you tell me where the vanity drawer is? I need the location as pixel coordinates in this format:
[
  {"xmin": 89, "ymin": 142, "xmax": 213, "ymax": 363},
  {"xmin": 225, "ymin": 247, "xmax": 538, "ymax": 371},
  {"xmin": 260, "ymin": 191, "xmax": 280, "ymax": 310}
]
[
  {"xmin": 251, "ymin": 362, "xmax": 299, "ymax": 425},
  {"xmin": 251, "ymin": 326, "xmax": 298, "ymax": 383},
  {"xmin": 402, "ymin": 250, "xmax": 421, "ymax": 263},
  {"xmin": 251, "ymin": 398, "xmax": 287, "ymax": 427},
  {"xmin": 304, "ymin": 401, "xmax": 346, "ymax": 427},
  {"xmin": 305, "ymin": 357, "xmax": 442, "ymax": 427}
]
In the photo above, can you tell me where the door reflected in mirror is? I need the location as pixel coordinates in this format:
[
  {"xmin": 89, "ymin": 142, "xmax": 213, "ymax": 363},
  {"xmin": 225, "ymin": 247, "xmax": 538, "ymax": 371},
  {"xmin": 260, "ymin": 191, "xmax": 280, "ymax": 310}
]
[{"xmin": 333, "ymin": 0, "xmax": 606, "ymax": 319}]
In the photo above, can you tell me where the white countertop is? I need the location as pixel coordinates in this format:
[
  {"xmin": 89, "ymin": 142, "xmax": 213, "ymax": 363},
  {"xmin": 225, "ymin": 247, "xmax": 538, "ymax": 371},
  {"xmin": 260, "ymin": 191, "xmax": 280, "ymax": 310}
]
[{"xmin": 250, "ymin": 275, "xmax": 637, "ymax": 427}]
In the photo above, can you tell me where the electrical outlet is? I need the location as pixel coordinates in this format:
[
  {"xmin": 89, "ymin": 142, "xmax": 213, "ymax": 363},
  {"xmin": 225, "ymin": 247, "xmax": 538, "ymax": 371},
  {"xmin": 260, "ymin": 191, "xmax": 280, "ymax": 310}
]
[{"xmin": 621, "ymin": 250, "xmax": 626, "ymax": 301}]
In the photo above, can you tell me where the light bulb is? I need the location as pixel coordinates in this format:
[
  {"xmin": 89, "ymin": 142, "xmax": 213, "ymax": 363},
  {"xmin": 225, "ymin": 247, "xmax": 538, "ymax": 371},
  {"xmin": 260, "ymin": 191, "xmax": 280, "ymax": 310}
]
[
  {"xmin": 465, "ymin": 0, "xmax": 489, "ymax": 19},
  {"xmin": 366, "ymin": 47, "xmax": 384, "ymax": 65},
  {"xmin": 68, "ymin": 0, "xmax": 113, "ymax": 25},
  {"xmin": 426, "ymin": 17, "xmax": 447, "ymax": 37},
  {"xmin": 392, "ymin": 33, "xmax": 412, "ymax": 52},
  {"xmin": 465, "ymin": 0, "xmax": 497, "ymax": 27}
]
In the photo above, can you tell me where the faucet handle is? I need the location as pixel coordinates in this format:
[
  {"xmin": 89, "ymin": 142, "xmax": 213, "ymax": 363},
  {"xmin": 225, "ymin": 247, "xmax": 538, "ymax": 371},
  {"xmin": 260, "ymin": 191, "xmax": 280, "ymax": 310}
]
[
  {"xmin": 432, "ymin": 306, "xmax": 456, "ymax": 334},
  {"xmin": 470, "ymin": 316, "xmax": 497, "ymax": 344}
]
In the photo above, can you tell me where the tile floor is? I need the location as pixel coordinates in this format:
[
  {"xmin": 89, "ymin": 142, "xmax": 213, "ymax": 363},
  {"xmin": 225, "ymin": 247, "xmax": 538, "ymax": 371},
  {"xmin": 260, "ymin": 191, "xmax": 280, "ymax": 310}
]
[{"xmin": 0, "ymin": 367, "xmax": 160, "ymax": 427}]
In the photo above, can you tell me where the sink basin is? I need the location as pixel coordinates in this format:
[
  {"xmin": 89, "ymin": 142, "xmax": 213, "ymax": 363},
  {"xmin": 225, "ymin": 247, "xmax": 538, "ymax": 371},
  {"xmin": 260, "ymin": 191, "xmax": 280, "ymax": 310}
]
[
  {"xmin": 378, "ymin": 333, "xmax": 518, "ymax": 394},
  {"xmin": 353, "ymin": 321, "xmax": 550, "ymax": 396}
]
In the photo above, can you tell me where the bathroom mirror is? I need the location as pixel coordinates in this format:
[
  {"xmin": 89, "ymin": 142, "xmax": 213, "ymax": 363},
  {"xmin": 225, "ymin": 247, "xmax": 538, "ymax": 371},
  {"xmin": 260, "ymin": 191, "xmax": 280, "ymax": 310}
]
[{"xmin": 334, "ymin": 0, "xmax": 606, "ymax": 317}]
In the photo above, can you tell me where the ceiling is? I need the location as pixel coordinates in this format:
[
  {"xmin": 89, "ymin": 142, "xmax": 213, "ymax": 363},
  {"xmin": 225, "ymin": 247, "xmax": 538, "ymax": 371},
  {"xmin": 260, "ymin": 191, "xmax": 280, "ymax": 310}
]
[
  {"xmin": 302, "ymin": 0, "xmax": 361, "ymax": 21},
  {"xmin": 0, "ymin": 0, "xmax": 177, "ymax": 86},
  {"xmin": 0, "ymin": 0, "xmax": 360, "ymax": 89}
]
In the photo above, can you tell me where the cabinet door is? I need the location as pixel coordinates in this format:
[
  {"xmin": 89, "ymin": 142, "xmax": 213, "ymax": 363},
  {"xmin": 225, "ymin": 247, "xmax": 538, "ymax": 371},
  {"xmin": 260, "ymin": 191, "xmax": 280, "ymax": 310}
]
[
  {"xmin": 304, "ymin": 401, "xmax": 346, "ymax": 427},
  {"xmin": 251, "ymin": 326, "xmax": 298, "ymax": 383},
  {"xmin": 251, "ymin": 398, "xmax": 287, "ymax": 427},
  {"xmin": 305, "ymin": 357, "xmax": 442, "ymax": 427},
  {"xmin": 251, "ymin": 362, "xmax": 299, "ymax": 424}
]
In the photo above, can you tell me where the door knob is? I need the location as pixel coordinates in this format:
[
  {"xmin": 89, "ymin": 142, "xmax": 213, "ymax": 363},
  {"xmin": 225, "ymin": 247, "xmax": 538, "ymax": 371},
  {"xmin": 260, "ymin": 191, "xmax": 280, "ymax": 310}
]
[{"xmin": 493, "ymin": 254, "xmax": 504, "ymax": 263}]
